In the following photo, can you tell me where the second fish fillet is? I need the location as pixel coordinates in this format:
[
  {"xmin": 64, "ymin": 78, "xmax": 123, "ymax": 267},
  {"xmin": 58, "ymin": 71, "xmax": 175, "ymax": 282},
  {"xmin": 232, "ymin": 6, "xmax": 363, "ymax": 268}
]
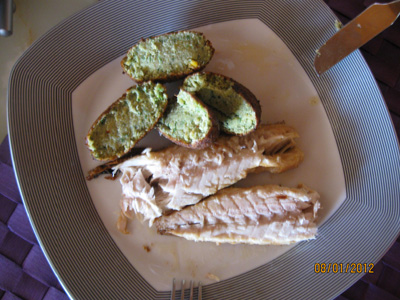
[{"xmin": 155, "ymin": 184, "xmax": 320, "ymax": 245}]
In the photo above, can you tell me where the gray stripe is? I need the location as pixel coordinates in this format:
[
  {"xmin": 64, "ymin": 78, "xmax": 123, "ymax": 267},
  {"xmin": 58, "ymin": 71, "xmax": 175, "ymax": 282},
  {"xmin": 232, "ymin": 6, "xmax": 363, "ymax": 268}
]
[{"xmin": 7, "ymin": 0, "xmax": 400, "ymax": 299}]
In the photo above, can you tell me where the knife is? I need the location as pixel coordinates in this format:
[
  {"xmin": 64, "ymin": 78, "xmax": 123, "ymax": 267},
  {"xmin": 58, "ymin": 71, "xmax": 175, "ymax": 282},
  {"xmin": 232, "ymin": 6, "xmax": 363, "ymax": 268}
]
[{"xmin": 314, "ymin": 0, "xmax": 400, "ymax": 75}]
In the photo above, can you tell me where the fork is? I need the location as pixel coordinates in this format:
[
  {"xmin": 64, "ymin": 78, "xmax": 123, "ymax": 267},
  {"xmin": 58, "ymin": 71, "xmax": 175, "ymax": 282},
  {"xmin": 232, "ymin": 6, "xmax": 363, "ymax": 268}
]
[{"xmin": 171, "ymin": 279, "xmax": 202, "ymax": 300}]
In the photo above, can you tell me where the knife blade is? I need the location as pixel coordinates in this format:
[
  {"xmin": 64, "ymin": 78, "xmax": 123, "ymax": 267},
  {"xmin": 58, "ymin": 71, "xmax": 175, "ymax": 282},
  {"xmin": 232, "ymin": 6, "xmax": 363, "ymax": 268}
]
[{"xmin": 314, "ymin": 0, "xmax": 400, "ymax": 75}]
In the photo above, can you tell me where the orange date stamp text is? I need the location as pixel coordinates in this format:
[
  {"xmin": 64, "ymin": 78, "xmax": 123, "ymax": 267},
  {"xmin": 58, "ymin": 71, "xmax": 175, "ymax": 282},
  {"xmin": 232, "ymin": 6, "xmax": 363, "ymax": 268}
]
[{"xmin": 314, "ymin": 263, "xmax": 374, "ymax": 274}]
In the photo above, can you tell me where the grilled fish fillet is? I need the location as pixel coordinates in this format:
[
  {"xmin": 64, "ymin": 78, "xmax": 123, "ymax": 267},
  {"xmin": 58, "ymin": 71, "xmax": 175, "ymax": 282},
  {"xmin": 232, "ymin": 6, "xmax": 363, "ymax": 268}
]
[
  {"xmin": 155, "ymin": 184, "xmax": 320, "ymax": 245},
  {"xmin": 115, "ymin": 123, "xmax": 304, "ymax": 225}
]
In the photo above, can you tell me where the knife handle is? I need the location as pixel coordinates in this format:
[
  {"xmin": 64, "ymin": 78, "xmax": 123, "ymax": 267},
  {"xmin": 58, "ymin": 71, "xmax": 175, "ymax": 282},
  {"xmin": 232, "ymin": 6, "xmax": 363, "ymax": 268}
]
[
  {"xmin": 0, "ymin": 0, "xmax": 15, "ymax": 37},
  {"xmin": 388, "ymin": 0, "xmax": 400, "ymax": 15}
]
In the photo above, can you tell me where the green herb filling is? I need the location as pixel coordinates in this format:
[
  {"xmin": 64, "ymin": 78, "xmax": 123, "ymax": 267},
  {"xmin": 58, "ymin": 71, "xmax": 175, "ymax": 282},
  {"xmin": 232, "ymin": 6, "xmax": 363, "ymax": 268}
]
[
  {"xmin": 183, "ymin": 73, "xmax": 256, "ymax": 135},
  {"xmin": 87, "ymin": 82, "xmax": 168, "ymax": 160},
  {"xmin": 158, "ymin": 90, "xmax": 212, "ymax": 144}
]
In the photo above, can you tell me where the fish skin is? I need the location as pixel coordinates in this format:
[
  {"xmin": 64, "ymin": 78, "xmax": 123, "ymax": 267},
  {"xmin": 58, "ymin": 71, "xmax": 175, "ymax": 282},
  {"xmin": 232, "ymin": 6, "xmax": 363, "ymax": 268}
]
[
  {"xmin": 155, "ymin": 184, "xmax": 320, "ymax": 245},
  {"xmin": 115, "ymin": 123, "xmax": 304, "ymax": 225}
]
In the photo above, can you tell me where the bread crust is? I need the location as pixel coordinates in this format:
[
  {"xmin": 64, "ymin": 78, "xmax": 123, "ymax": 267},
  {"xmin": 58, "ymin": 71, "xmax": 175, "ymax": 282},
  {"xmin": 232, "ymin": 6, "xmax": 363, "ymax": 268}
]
[
  {"xmin": 184, "ymin": 72, "xmax": 261, "ymax": 136},
  {"xmin": 157, "ymin": 92, "xmax": 220, "ymax": 149},
  {"xmin": 86, "ymin": 82, "xmax": 168, "ymax": 161},
  {"xmin": 121, "ymin": 30, "xmax": 215, "ymax": 83}
]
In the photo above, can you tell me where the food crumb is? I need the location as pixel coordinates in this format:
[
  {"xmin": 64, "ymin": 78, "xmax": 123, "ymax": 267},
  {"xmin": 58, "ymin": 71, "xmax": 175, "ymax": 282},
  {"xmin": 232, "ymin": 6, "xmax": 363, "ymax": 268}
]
[
  {"xmin": 315, "ymin": 49, "xmax": 321, "ymax": 57},
  {"xmin": 143, "ymin": 245, "xmax": 151, "ymax": 253},
  {"xmin": 309, "ymin": 96, "xmax": 319, "ymax": 106},
  {"xmin": 117, "ymin": 211, "xmax": 130, "ymax": 234},
  {"xmin": 206, "ymin": 273, "xmax": 220, "ymax": 282},
  {"xmin": 334, "ymin": 20, "xmax": 343, "ymax": 31},
  {"xmin": 357, "ymin": 23, "xmax": 362, "ymax": 28}
]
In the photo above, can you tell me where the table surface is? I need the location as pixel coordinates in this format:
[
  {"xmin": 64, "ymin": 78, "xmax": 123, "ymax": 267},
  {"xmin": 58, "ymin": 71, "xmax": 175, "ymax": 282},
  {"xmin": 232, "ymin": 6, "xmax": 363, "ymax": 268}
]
[
  {"xmin": 1, "ymin": 0, "xmax": 400, "ymax": 299},
  {"xmin": 0, "ymin": 0, "xmax": 96, "ymax": 143}
]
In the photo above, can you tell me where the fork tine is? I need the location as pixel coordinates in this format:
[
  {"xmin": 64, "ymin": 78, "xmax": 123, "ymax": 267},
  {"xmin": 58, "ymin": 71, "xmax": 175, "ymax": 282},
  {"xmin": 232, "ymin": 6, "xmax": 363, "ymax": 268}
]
[
  {"xmin": 171, "ymin": 279, "xmax": 176, "ymax": 300},
  {"xmin": 173, "ymin": 279, "xmax": 202, "ymax": 300},
  {"xmin": 198, "ymin": 282, "xmax": 202, "ymax": 300},
  {"xmin": 189, "ymin": 280, "xmax": 194, "ymax": 300},
  {"xmin": 181, "ymin": 280, "xmax": 185, "ymax": 300}
]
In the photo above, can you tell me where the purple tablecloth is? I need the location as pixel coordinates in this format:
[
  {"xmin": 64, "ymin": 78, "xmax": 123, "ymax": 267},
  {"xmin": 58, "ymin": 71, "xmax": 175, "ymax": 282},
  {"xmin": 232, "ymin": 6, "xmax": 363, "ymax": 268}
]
[
  {"xmin": 1, "ymin": 0, "xmax": 400, "ymax": 299},
  {"xmin": 0, "ymin": 138, "xmax": 68, "ymax": 300}
]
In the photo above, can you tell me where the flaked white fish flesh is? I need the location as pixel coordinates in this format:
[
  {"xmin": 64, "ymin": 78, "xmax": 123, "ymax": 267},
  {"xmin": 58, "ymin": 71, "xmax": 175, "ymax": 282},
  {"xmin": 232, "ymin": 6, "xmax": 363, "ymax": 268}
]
[
  {"xmin": 115, "ymin": 123, "xmax": 304, "ymax": 225},
  {"xmin": 155, "ymin": 184, "xmax": 320, "ymax": 245}
]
